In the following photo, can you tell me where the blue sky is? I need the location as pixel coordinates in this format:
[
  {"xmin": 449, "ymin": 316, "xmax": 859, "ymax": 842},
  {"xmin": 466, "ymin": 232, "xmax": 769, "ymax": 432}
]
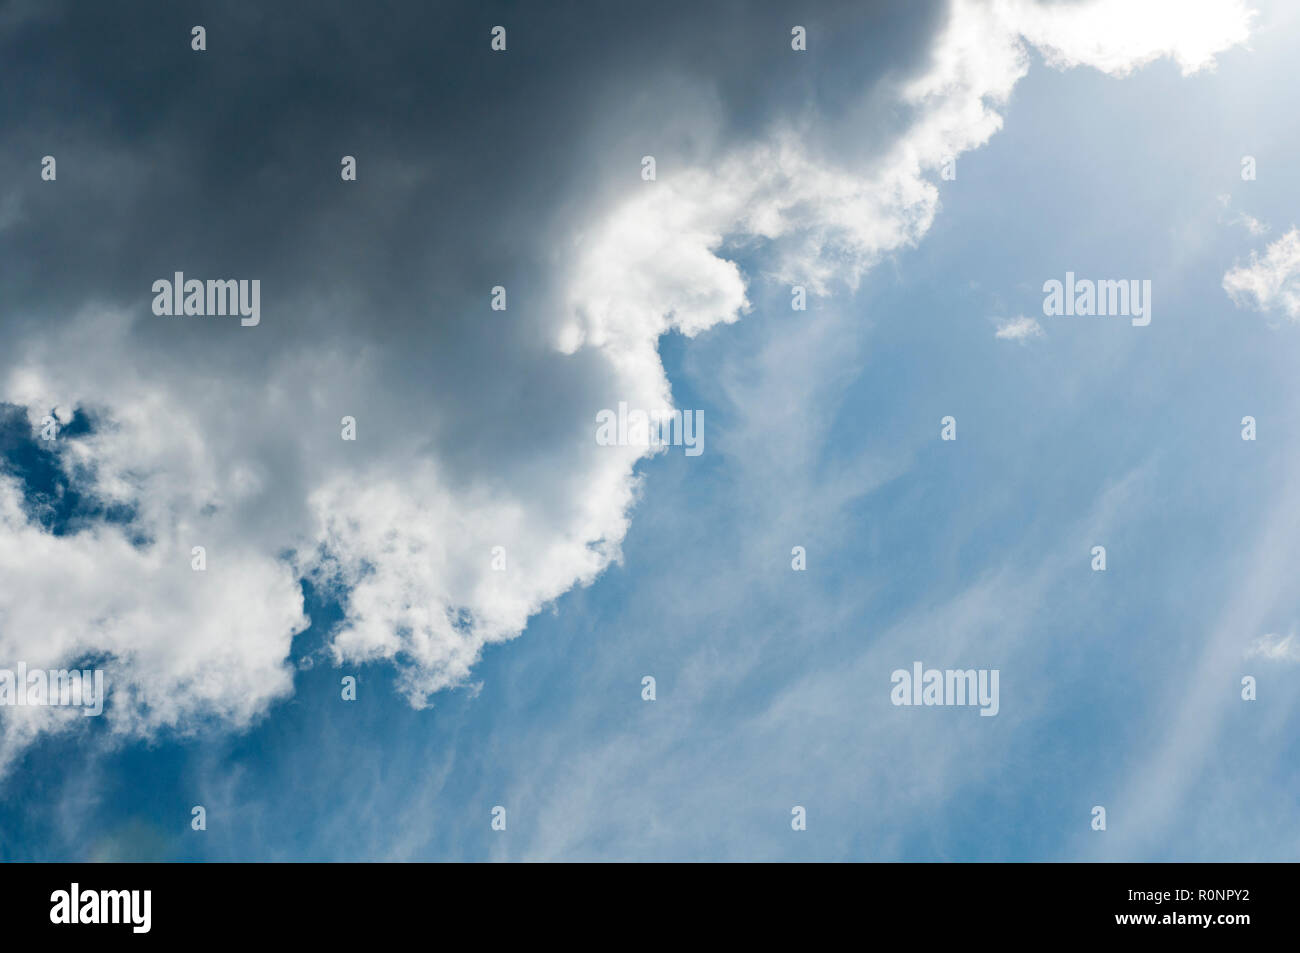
[{"xmin": 1, "ymin": 0, "xmax": 1298, "ymax": 861}]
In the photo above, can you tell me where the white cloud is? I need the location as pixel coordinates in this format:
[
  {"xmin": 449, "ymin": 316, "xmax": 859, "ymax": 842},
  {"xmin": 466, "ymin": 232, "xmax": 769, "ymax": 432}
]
[
  {"xmin": 1238, "ymin": 213, "xmax": 1270, "ymax": 236},
  {"xmin": 0, "ymin": 0, "xmax": 1256, "ymax": 768},
  {"xmin": 1246, "ymin": 631, "xmax": 1300, "ymax": 662},
  {"xmin": 1218, "ymin": 195, "xmax": 1270, "ymax": 235},
  {"xmin": 1223, "ymin": 226, "xmax": 1300, "ymax": 319},
  {"xmin": 0, "ymin": 469, "xmax": 308, "ymax": 770},
  {"xmin": 995, "ymin": 315, "xmax": 1045, "ymax": 341},
  {"xmin": 1010, "ymin": 0, "xmax": 1254, "ymax": 77}
]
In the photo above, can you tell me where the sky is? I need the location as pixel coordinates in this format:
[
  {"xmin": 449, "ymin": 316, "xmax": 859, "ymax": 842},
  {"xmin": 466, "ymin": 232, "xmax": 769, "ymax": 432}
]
[{"xmin": 1, "ymin": 0, "xmax": 1298, "ymax": 861}]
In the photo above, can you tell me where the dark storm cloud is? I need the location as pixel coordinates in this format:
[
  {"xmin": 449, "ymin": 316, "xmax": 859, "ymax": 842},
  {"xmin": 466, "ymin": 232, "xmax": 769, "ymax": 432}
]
[
  {"xmin": 0, "ymin": 0, "xmax": 944, "ymax": 490},
  {"xmin": 0, "ymin": 0, "xmax": 944, "ymax": 328}
]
